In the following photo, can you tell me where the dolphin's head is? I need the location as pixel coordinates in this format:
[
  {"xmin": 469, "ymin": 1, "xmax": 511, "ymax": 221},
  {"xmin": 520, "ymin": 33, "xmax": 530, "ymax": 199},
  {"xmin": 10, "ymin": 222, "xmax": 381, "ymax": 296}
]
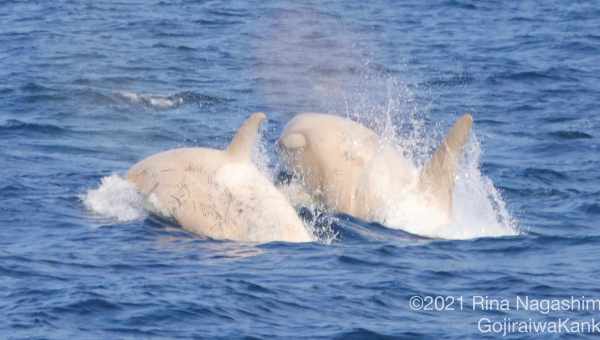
[
  {"xmin": 277, "ymin": 129, "xmax": 308, "ymax": 171},
  {"xmin": 278, "ymin": 130, "xmax": 306, "ymax": 152},
  {"xmin": 277, "ymin": 130, "xmax": 326, "ymax": 197}
]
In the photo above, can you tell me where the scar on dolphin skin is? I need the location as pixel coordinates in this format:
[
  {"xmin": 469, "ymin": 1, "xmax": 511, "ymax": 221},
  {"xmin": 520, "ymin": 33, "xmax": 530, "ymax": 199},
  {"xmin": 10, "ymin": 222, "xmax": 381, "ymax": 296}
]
[
  {"xmin": 160, "ymin": 168, "xmax": 175, "ymax": 173},
  {"xmin": 184, "ymin": 163, "xmax": 207, "ymax": 174}
]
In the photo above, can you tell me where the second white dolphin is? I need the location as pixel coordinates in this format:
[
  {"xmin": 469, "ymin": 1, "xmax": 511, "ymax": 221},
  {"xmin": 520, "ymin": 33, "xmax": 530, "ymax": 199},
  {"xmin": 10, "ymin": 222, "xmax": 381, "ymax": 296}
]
[{"xmin": 277, "ymin": 112, "xmax": 473, "ymax": 237}]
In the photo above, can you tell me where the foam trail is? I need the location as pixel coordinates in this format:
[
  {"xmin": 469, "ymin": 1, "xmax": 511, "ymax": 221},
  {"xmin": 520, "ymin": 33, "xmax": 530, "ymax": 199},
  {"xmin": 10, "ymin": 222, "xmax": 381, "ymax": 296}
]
[
  {"xmin": 115, "ymin": 91, "xmax": 184, "ymax": 109},
  {"xmin": 83, "ymin": 174, "xmax": 146, "ymax": 222}
]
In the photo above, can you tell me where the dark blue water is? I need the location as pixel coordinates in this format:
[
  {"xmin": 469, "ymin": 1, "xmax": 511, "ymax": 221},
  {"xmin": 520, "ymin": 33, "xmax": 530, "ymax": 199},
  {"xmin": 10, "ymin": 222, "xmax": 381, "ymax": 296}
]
[{"xmin": 2, "ymin": 1, "xmax": 600, "ymax": 339}]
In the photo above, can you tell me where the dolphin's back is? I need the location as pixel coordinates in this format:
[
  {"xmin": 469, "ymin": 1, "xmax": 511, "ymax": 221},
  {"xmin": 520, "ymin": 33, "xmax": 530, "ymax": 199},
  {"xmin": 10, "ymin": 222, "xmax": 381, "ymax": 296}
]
[
  {"xmin": 278, "ymin": 112, "xmax": 473, "ymax": 226},
  {"xmin": 127, "ymin": 147, "xmax": 225, "ymax": 226},
  {"xmin": 128, "ymin": 147, "xmax": 312, "ymax": 242},
  {"xmin": 126, "ymin": 112, "xmax": 313, "ymax": 243}
]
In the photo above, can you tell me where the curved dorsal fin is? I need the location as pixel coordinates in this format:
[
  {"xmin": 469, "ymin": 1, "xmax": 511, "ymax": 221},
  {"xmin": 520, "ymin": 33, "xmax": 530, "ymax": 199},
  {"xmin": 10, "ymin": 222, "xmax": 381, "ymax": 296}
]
[
  {"xmin": 226, "ymin": 112, "xmax": 267, "ymax": 161},
  {"xmin": 418, "ymin": 114, "xmax": 473, "ymax": 216}
]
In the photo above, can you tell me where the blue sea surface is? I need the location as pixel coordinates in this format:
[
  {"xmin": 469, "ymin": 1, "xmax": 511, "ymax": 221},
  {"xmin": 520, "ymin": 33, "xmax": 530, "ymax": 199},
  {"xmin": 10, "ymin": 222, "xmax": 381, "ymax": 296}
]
[{"xmin": 2, "ymin": 1, "xmax": 600, "ymax": 339}]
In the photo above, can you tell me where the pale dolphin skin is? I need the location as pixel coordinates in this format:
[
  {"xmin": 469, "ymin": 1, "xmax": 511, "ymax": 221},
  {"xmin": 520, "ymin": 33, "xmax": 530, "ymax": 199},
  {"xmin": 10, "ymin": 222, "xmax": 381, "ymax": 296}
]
[
  {"xmin": 277, "ymin": 113, "xmax": 473, "ymax": 233},
  {"xmin": 127, "ymin": 112, "xmax": 313, "ymax": 243}
]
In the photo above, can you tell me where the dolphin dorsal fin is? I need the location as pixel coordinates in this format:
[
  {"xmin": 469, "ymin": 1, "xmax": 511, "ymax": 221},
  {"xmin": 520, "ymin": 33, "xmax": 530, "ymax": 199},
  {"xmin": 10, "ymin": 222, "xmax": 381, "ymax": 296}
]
[
  {"xmin": 418, "ymin": 114, "xmax": 473, "ymax": 216},
  {"xmin": 226, "ymin": 112, "xmax": 267, "ymax": 161}
]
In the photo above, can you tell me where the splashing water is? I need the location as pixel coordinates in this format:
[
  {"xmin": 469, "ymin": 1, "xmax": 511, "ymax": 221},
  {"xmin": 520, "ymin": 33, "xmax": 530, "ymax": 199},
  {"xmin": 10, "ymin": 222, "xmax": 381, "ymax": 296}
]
[
  {"xmin": 82, "ymin": 174, "xmax": 146, "ymax": 222},
  {"xmin": 325, "ymin": 72, "xmax": 519, "ymax": 239},
  {"xmin": 449, "ymin": 135, "xmax": 518, "ymax": 239},
  {"xmin": 253, "ymin": 124, "xmax": 339, "ymax": 244},
  {"xmin": 369, "ymin": 136, "xmax": 519, "ymax": 239}
]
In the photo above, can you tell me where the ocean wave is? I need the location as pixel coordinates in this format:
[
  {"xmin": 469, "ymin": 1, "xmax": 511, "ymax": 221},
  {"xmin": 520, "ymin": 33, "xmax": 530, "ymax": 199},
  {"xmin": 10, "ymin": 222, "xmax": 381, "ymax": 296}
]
[
  {"xmin": 579, "ymin": 203, "xmax": 600, "ymax": 215},
  {"xmin": 19, "ymin": 82, "xmax": 53, "ymax": 92},
  {"xmin": 113, "ymin": 90, "xmax": 229, "ymax": 110},
  {"xmin": 487, "ymin": 68, "xmax": 578, "ymax": 84},
  {"xmin": 522, "ymin": 167, "xmax": 568, "ymax": 184},
  {"xmin": 332, "ymin": 328, "xmax": 405, "ymax": 340},
  {"xmin": 422, "ymin": 71, "xmax": 474, "ymax": 88},
  {"xmin": 0, "ymin": 119, "xmax": 69, "ymax": 136},
  {"xmin": 0, "ymin": 87, "xmax": 14, "ymax": 94},
  {"xmin": 548, "ymin": 130, "xmax": 593, "ymax": 140},
  {"xmin": 114, "ymin": 91, "xmax": 185, "ymax": 110}
]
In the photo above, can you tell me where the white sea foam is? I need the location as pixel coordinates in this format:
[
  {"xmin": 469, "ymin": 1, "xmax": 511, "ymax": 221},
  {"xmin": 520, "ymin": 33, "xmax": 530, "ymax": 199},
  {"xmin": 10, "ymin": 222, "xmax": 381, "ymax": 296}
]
[
  {"xmin": 82, "ymin": 174, "xmax": 146, "ymax": 222},
  {"xmin": 115, "ymin": 91, "xmax": 184, "ymax": 109},
  {"xmin": 378, "ymin": 137, "xmax": 518, "ymax": 240}
]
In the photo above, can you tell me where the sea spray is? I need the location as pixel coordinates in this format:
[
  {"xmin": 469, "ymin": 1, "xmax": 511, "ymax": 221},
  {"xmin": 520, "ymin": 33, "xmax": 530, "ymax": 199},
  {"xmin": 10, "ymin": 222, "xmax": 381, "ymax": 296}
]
[
  {"xmin": 348, "ymin": 87, "xmax": 518, "ymax": 238},
  {"xmin": 114, "ymin": 91, "xmax": 184, "ymax": 110},
  {"xmin": 450, "ymin": 135, "xmax": 518, "ymax": 238},
  {"xmin": 82, "ymin": 174, "xmax": 146, "ymax": 222},
  {"xmin": 280, "ymin": 68, "xmax": 518, "ymax": 239}
]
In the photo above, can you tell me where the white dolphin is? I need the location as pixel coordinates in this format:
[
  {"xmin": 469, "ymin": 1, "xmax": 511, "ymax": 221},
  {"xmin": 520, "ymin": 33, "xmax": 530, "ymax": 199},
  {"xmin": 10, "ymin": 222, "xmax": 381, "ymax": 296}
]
[
  {"xmin": 127, "ymin": 112, "xmax": 313, "ymax": 243},
  {"xmin": 277, "ymin": 112, "xmax": 473, "ymax": 237}
]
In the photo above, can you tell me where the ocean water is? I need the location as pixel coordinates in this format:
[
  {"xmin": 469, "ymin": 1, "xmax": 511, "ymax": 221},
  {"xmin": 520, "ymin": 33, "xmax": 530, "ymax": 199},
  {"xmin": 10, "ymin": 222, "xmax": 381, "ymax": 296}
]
[{"xmin": 2, "ymin": 0, "xmax": 600, "ymax": 339}]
